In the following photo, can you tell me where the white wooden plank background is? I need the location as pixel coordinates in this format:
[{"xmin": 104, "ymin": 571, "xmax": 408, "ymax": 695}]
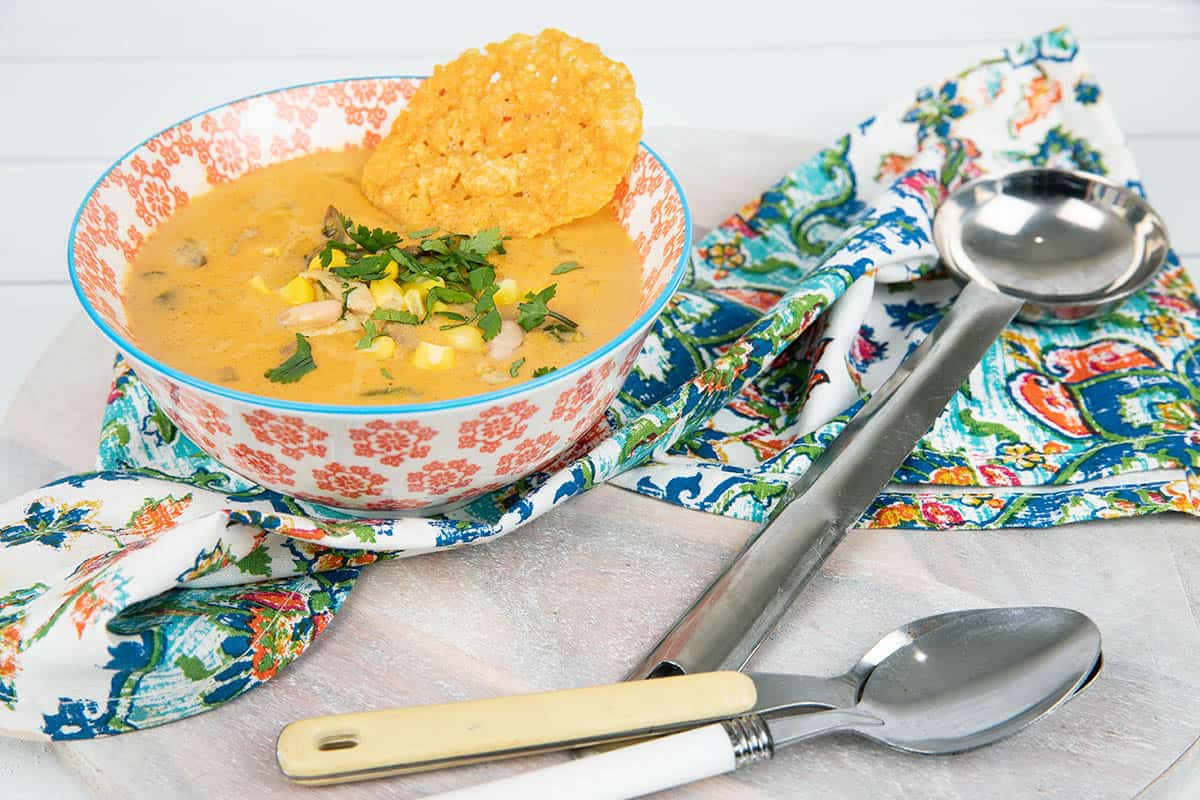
[
  {"xmin": 1, "ymin": 1, "xmax": 1198, "ymax": 292},
  {"xmin": 0, "ymin": 3, "xmax": 1198, "ymax": 796}
]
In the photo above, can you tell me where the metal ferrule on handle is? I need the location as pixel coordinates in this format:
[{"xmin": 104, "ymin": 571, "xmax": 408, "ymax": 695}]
[
  {"xmin": 721, "ymin": 715, "xmax": 774, "ymax": 767},
  {"xmin": 628, "ymin": 282, "xmax": 1026, "ymax": 679}
]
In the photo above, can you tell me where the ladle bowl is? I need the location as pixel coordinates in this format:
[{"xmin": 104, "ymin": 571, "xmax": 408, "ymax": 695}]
[{"xmin": 935, "ymin": 168, "xmax": 1169, "ymax": 323}]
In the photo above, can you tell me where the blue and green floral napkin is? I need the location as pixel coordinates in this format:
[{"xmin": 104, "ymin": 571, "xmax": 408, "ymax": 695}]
[{"xmin": 3, "ymin": 27, "xmax": 1197, "ymax": 740}]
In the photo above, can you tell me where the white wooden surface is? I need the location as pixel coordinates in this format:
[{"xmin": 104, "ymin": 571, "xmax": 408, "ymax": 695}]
[{"xmin": 1, "ymin": 2, "xmax": 1199, "ymax": 797}]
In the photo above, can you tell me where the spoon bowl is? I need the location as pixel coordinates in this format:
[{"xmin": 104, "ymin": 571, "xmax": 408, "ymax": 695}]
[
  {"xmin": 850, "ymin": 607, "xmax": 1101, "ymax": 753},
  {"xmin": 751, "ymin": 608, "xmax": 1010, "ymax": 714},
  {"xmin": 768, "ymin": 606, "xmax": 1102, "ymax": 752}
]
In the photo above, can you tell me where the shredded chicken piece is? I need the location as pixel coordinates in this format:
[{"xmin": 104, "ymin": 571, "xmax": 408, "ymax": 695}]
[
  {"xmin": 277, "ymin": 300, "xmax": 342, "ymax": 329},
  {"xmin": 306, "ymin": 270, "xmax": 375, "ymax": 315},
  {"xmin": 384, "ymin": 323, "xmax": 418, "ymax": 350}
]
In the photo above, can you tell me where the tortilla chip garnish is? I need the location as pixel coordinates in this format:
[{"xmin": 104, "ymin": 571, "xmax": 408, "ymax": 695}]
[{"xmin": 362, "ymin": 29, "xmax": 643, "ymax": 237}]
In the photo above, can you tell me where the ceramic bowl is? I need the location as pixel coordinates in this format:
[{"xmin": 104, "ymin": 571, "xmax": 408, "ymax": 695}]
[{"xmin": 69, "ymin": 77, "xmax": 691, "ymax": 512}]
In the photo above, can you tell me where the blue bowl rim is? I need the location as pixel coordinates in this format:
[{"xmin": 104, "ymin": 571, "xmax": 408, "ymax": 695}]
[{"xmin": 67, "ymin": 75, "xmax": 693, "ymax": 416}]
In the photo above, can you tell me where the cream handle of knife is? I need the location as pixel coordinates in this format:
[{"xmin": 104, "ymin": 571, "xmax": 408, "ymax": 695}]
[{"xmin": 276, "ymin": 671, "xmax": 756, "ymax": 785}]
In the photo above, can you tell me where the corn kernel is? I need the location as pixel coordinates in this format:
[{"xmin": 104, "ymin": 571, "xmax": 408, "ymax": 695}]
[
  {"xmin": 369, "ymin": 278, "xmax": 405, "ymax": 309},
  {"xmin": 401, "ymin": 288, "xmax": 425, "ymax": 317},
  {"xmin": 247, "ymin": 275, "xmax": 271, "ymax": 296},
  {"xmin": 260, "ymin": 245, "xmax": 281, "ymax": 257},
  {"xmin": 493, "ymin": 277, "xmax": 519, "ymax": 306},
  {"xmin": 363, "ymin": 336, "xmax": 397, "ymax": 360},
  {"xmin": 280, "ymin": 275, "xmax": 316, "ymax": 305},
  {"xmin": 401, "ymin": 276, "xmax": 445, "ymax": 301},
  {"xmin": 383, "ymin": 260, "xmax": 400, "ymax": 280},
  {"xmin": 412, "ymin": 341, "xmax": 456, "ymax": 370},
  {"xmin": 307, "ymin": 249, "xmax": 348, "ymax": 271},
  {"xmin": 443, "ymin": 325, "xmax": 484, "ymax": 353}
]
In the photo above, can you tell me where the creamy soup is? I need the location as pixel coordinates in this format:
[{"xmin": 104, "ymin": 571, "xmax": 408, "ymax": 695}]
[{"xmin": 123, "ymin": 149, "xmax": 643, "ymax": 405}]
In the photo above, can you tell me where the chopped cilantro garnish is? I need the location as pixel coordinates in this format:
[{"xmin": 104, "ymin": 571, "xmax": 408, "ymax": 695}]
[
  {"xmin": 313, "ymin": 210, "xmax": 567, "ymax": 349},
  {"xmin": 517, "ymin": 285, "xmax": 580, "ymax": 332},
  {"xmin": 547, "ymin": 309, "xmax": 578, "ymax": 328},
  {"xmin": 372, "ymin": 308, "xmax": 420, "ymax": 325},
  {"xmin": 478, "ymin": 307, "xmax": 502, "ymax": 340},
  {"xmin": 435, "ymin": 310, "xmax": 479, "ymax": 330},
  {"xmin": 387, "ymin": 246, "xmax": 421, "ymax": 272},
  {"xmin": 342, "ymin": 217, "xmax": 401, "ymax": 252},
  {"xmin": 360, "ymin": 385, "xmax": 416, "ymax": 397},
  {"xmin": 467, "ymin": 266, "xmax": 495, "ymax": 293},
  {"xmin": 460, "ymin": 227, "xmax": 502, "ymax": 258},
  {"xmin": 532, "ymin": 366, "xmax": 557, "ymax": 378},
  {"xmin": 426, "ymin": 286, "xmax": 474, "ymax": 307},
  {"xmin": 509, "ymin": 357, "xmax": 525, "ymax": 377},
  {"xmin": 517, "ymin": 285, "xmax": 556, "ymax": 331},
  {"xmin": 331, "ymin": 253, "xmax": 391, "ymax": 282},
  {"xmin": 265, "ymin": 334, "xmax": 316, "ymax": 384},
  {"xmin": 356, "ymin": 320, "xmax": 383, "ymax": 350},
  {"xmin": 551, "ymin": 261, "xmax": 581, "ymax": 275},
  {"xmin": 380, "ymin": 367, "xmax": 395, "ymax": 380},
  {"xmin": 543, "ymin": 322, "xmax": 577, "ymax": 343}
]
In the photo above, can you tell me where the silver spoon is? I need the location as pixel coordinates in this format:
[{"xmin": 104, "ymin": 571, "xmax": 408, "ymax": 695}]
[
  {"xmin": 428, "ymin": 606, "xmax": 1102, "ymax": 800},
  {"xmin": 277, "ymin": 608, "xmax": 1102, "ymax": 785},
  {"xmin": 629, "ymin": 168, "xmax": 1168, "ymax": 680},
  {"xmin": 751, "ymin": 608, "xmax": 997, "ymax": 714},
  {"xmin": 278, "ymin": 608, "xmax": 1016, "ymax": 784}
]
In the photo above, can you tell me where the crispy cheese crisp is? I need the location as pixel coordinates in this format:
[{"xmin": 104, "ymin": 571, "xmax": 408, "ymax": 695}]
[{"xmin": 362, "ymin": 29, "xmax": 643, "ymax": 237}]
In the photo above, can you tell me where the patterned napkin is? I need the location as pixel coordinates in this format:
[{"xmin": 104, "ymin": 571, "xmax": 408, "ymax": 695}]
[{"xmin": 3, "ymin": 27, "xmax": 1198, "ymax": 740}]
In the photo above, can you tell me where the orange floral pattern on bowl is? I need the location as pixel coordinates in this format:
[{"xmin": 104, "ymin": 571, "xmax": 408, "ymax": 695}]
[{"xmin": 69, "ymin": 77, "xmax": 689, "ymax": 510}]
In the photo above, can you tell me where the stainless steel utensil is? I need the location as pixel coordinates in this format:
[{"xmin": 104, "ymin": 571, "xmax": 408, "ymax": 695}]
[
  {"xmin": 277, "ymin": 608, "xmax": 1103, "ymax": 785},
  {"xmin": 277, "ymin": 608, "xmax": 984, "ymax": 784},
  {"xmin": 428, "ymin": 606, "xmax": 1102, "ymax": 799},
  {"xmin": 628, "ymin": 168, "xmax": 1168, "ymax": 679}
]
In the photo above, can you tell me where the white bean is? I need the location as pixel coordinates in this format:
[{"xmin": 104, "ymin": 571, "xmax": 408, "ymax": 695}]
[{"xmin": 487, "ymin": 320, "xmax": 525, "ymax": 360}]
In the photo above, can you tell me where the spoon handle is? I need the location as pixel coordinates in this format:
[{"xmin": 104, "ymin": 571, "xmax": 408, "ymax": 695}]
[
  {"xmin": 276, "ymin": 671, "xmax": 756, "ymax": 785},
  {"xmin": 423, "ymin": 722, "xmax": 750, "ymax": 800},
  {"xmin": 628, "ymin": 282, "xmax": 1026, "ymax": 678}
]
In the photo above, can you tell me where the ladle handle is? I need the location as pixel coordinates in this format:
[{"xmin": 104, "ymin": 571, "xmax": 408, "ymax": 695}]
[{"xmin": 627, "ymin": 281, "xmax": 1025, "ymax": 679}]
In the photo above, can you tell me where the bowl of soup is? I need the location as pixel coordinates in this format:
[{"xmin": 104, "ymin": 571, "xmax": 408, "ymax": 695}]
[{"xmin": 69, "ymin": 77, "xmax": 690, "ymax": 511}]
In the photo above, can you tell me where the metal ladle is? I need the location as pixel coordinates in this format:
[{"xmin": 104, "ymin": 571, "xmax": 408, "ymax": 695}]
[
  {"xmin": 629, "ymin": 168, "xmax": 1169, "ymax": 679},
  {"xmin": 429, "ymin": 606, "xmax": 1102, "ymax": 799}
]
